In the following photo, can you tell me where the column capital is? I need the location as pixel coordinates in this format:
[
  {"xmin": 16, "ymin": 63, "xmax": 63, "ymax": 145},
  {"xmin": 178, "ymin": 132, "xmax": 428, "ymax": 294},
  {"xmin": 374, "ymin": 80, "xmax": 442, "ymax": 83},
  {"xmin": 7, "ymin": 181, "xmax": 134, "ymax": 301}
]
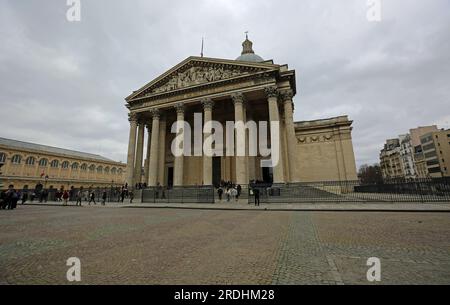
[
  {"xmin": 201, "ymin": 98, "xmax": 214, "ymax": 111},
  {"xmin": 231, "ymin": 93, "xmax": 245, "ymax": 106},
  {"xmin": 150, "ymin": 108, "xmax": 160, "ymax": 119},
  {"xmin": 279, "ymin": 89, "xmax": 294, "ymax": 102},
  {"xmin": 264, "ymin": 86, "xmax": 279, "ymax": 99},
  {"xmin": 174, "ymin": 102, "xmax": 185, "ymax": 115},
  {"xmin": 128, "ymin": 112, "xmax": 138, "ymax": 123}
]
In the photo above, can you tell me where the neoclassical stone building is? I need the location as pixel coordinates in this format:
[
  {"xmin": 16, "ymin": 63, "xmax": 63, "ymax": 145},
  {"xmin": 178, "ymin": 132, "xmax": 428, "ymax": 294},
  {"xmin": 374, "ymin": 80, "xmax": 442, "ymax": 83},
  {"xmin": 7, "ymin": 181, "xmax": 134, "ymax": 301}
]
[
  {"xmin": 125, "ymin": 36, "xmax": 357, "ymax": 188},
  {"xmin": 0, "ymin": 137, "xmax": 126, "ymax": 189}
]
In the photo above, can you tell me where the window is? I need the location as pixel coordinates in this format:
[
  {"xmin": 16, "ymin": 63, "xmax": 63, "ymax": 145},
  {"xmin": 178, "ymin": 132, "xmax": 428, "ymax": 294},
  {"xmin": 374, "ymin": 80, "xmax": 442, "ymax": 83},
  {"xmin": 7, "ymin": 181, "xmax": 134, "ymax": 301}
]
[
  {"xmin": 72, "ymin": 162, "xmax": 79, "ymax": 170},
  {"xmin": 428, "ymin": 167, "xmax": 441, "ymax": 173},
  {"xmin": 50, "ymin": 160, "xmax": 59, "ymax": 168},
  {"xmin": 38, "ymin": 158, "xmax": 48, "ymax": 167},
  {"xmin": 89, "ymin": 165, "xmax": 95, "ymax": 172},
  {"xmin": 61, "ymin": 161, "xmax": 70, "ymax": 169},
  {"xmin": 118, "ymin": 168, "xmax": 123, "ymax": 175},
  {"xmin": 11, "ymin": 155, "xmax": 21, "ymax": 164},
  {"xmin": 111, "ymin": 167, "xmax": 117, "ymax": 174},
  {"xmin": 97, "ymin": 166, "xmax": 103, "ymax": 173},
  {"xmin": 0, "ymin": 152, "xmax": 6, "ymax": 163},
  {"xmin": 104, "ymin": 167, "xmax": 110, "ymax": 173},
  {"xmin": 426, "ymin": 159, "xmax": 439, "ymax": 166},
  {"xmin": 25, "ymin": 156, "xmax": 35, "ymax": 165}
]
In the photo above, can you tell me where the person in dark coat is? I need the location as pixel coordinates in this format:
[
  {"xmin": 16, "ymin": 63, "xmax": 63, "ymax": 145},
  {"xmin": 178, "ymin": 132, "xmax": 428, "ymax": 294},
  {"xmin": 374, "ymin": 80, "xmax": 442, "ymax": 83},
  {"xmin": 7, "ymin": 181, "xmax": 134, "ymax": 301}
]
[
  {"xmin": 253, "ymin": 188, "xmax": 260, "ymax": 206},
  {"xmin": 88, "ymin": 192, "xmax": 96, "ymax": 205}
]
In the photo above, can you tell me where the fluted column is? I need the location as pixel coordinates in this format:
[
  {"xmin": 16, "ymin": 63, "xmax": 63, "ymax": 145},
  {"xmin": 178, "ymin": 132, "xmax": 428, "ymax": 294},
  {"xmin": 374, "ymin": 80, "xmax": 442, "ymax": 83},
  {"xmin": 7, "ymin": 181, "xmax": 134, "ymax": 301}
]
[
  {"xmin": 232, "ymin": 93, "xmax": 247, "ymax": 185},
  {"xmin": 134, "ymin": 121, "xmax": 145, "ymax": 184},
  {"xmin": 265, "ymin": 86, "xmax": 285, "ymax": 184},
  {"xmin": 173, "ymin": 103, "xmax": 185, "ymax": 187},
  {"xmin": 126, "ymin": 113, "xmax": 138, "ymax": 187},
  {"xmin": 157, "ymin": 117, "xmax": 167, "ymax": 186},
  {"xmin": 144, "ymin": 125, "xmax": 151, "ymax": 184},
  {"xmin": 281, "ymin": 89, "xmax": 299, "ymax": 182},
  {"xmin": 147, "ymin": 109, "xmax": 160, "ymax": 186},
  {"xmin": 202, "ymin": 99, "xmax": 214, "ymax": 185}
]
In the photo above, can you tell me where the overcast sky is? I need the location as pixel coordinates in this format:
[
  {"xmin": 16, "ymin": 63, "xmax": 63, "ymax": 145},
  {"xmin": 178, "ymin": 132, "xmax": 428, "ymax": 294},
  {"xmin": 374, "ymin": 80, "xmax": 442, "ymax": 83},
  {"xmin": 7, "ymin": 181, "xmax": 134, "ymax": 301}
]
[{"xmin": 0, "ymin": 0, "xmax": 449, "ymax": 167}]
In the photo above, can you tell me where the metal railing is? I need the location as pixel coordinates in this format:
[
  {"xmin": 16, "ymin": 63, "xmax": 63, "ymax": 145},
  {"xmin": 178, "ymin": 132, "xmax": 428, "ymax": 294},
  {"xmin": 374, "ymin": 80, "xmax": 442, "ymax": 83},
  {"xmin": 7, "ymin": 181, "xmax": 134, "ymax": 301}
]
[{"xmin": 2, "ymin": 178, "xmax": 450, "ymax": 204}]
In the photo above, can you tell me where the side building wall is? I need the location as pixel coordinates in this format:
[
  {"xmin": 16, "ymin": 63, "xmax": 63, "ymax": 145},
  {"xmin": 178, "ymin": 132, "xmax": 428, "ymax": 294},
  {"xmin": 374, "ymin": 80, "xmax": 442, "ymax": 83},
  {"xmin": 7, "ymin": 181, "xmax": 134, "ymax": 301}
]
[
  {"xmin": 0, "ymin": 145, "xmax": 126, "ymax": 190},
  {"xmin": 293, "ymin": 116, "xmax": 358, "ymax": 182}
]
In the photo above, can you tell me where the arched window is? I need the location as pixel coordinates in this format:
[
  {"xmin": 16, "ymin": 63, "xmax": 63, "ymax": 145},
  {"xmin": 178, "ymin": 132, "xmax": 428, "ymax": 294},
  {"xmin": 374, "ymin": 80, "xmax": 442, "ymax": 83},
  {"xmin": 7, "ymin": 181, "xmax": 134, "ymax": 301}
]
[
  {"xmin": 61, "ymin": 161, "xmax": 70, "ymax": 169},
  {"xmin": 11, "ymin": 155, "xmax": 21, "ymax": 164},
  {"xmin": 97, "ymin": 166, "xmax": 103, "ymax": 173},
  {"xmin": 39, "ymin": 158, "xmax": 48, "ymax": 167},
  {"xmin": 71, "ymin": 162, "xmax": 79, "ymax": 170},
  {"xmin": 50, "ymin": 160, "xmax": 59, "ymax": 168},
  {"xmin": 104, "ymin": 166, "xmax": 110, "ymax": 174},
  {"xmin": 111, "ymin": 167, "xmax": 117, "ymax": 174},
  {"xmin": 0, "ymin": 152, "xmax": 6, "ymax": 163},
  {"xmin": 81, "ymin": 163, "xmax": 87, "ymax": 171},
  {"xmin": 25, "ymin": 156, "xmax": 35, "ymax": 165},
  {"xmin": 89, "ymin": 164, "xmax": 95, "ymax": 172},
  {"xmin": 118, "ymin": 168, "xmax": 123, "ymax": 175}
]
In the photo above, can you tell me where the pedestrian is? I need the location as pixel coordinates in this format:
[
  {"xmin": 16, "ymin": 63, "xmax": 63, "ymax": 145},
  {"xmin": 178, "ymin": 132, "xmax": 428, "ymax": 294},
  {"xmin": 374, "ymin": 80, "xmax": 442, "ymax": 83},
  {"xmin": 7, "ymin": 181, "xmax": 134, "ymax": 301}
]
[
  {"xmin": 236, "ymin": 184, "xmax": 242, "ymax": 199},
  {"xmin": 253, "ymin": 188, "xmax": 260, "ymax": 206},
  {"xmin": 101, "ymin": 191, "xmax": 107, "ymax": 205},
  {"xmin": 231, "ymin": 187, "xmax": 238, "ymax": 202},
  {"xmin": 129, "ymin": 191, "xmax": 134, "ymax": 203},
  {"xmin": 120, "ymin": 190, "xmax": 125, "ymax": 203},
  {"xmin": 22, "ymin": 192, "xmax": 28, "ymax": 204},
  {"xmin": 217, "ymin": 187, "xmax": 223, "ymax": 201},
  {"xmin": 226, "ymin": 187, "xmax": 231, "ymax": 202},
  {"xmin": 88, "ymin": 192, "xmax": 96, "ymax": 205},
  {"xmin": 76, "ymin": 189, "xmax": 82, "ymax": 206},
  {"xmin": 62, "ymin": 190, "xmax": 69, "ymax": 206}
]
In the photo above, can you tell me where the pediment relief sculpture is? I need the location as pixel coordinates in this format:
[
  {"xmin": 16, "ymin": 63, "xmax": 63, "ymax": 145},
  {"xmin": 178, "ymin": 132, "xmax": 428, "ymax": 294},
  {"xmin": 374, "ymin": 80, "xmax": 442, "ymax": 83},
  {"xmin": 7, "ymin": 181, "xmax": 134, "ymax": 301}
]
[{"xmin": 151, "ymin": 65, "xmax": 254, "ymax": 95}]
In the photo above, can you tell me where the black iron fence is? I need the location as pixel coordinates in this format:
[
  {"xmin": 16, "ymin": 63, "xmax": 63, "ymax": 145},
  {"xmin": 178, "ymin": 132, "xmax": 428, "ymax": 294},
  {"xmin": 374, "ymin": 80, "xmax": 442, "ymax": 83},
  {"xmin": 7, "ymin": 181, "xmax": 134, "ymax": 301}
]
[
  {"xmin": 3, "ymin": 178, "xmax": 450, "ymax": 204},
  {"xmin": 247, "ymin": 178, "xmax": 450, "ymax": 203},
  {"xmin": 142, "ymin": 186, "xmax": 215, "ymax": 203}
]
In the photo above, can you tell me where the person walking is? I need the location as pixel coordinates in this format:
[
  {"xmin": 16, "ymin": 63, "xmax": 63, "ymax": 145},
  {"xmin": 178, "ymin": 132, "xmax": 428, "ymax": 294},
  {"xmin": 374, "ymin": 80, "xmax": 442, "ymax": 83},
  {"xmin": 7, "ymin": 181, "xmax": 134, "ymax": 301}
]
[
  {"xmin": 88, "ymin": 192, "xmax": 96, "ymax": 205},
  {"xmin": 120, "ymin": 189, "xmax": 125, "ymax": 203},
  {"xmin": 230, "ymin": 187, "xmax": 238, "ymax": 202},
  {"xmin": 21, "ymin": 191, "xmax": 28, "ymax": 204},
  {"xmin": 101, "ymin": 191, "xmax": 107, "ymax": 205},
  {"xmin": 226, "ymin": 187, "xmax": 231, "ymax": 202},
  {"xmin": 129, "ymin": 191, "xmax": 134, "ymax": 203},
  {"xmin": 236, "ymin": 184, "xmax": 242, "ymax": 199},
  {"xmin": 253, "ymin": 188, "xmax": 260, "ymax": 206},
  {"xmin": 217, "ymin": 187, "xmax": 223, "ymax": 201},
  {"xmin": 62, "ymin": 190, "xmax": 69, "ymax": 206},
  {"xmin": 76, "ymin": 189, "xmax": 82, "ymax": 206}
]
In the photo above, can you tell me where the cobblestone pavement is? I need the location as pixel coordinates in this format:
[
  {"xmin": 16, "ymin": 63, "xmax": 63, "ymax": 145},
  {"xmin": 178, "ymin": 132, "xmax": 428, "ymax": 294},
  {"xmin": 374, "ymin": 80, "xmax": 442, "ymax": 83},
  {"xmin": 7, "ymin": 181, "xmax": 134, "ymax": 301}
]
[{"xmin": 0, "ymin": 205, "xmax": 449, "ymax": 284}]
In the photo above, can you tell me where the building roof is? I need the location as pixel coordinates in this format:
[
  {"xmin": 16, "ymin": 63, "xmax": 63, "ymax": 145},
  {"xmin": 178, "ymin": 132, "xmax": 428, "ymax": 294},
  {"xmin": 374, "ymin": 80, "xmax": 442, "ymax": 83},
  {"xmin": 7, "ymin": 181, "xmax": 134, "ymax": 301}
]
[{"xmin": 0, "ymin": 137, "xmax": 117, "ymax": 163}]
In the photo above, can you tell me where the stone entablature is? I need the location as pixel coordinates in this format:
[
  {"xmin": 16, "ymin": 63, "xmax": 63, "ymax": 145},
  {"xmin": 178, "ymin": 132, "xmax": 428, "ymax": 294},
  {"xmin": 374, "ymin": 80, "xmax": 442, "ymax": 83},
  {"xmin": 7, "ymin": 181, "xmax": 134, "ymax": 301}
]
[{"xmin": 294, "ymin": 116, "xmax": 353, "ymax": 144}]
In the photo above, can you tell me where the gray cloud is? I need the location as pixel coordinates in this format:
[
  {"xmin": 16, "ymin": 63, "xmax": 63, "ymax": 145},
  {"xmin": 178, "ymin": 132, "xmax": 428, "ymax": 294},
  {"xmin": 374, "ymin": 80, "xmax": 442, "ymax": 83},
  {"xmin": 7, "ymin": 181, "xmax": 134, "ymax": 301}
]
[{"xmin": 0, "ymin": 0, "xmax": 449, "ymax": 167}]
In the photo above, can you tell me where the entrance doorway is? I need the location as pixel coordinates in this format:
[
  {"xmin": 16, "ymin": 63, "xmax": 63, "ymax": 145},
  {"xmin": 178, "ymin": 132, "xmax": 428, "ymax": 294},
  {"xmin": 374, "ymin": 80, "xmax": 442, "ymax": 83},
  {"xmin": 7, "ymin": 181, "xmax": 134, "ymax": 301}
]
[
  {"xmin": 167, "ymin": 167, "xmax": 173, "ymax": 188},
  {"xmin": 262, "ymin": 167, "xmax": 273, "ymax": 184}
]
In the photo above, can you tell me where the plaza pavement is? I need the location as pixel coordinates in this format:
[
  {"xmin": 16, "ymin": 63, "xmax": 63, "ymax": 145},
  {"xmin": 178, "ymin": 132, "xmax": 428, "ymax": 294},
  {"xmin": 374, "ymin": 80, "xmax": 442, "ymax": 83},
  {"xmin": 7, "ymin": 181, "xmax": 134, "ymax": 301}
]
[
  {"xmin": 0, "ymin": 204, "xmax": 449, "ymax": 285},
  {"xmin": 21, "ymin": 199, "xmax": 450, "ymax": 212}
]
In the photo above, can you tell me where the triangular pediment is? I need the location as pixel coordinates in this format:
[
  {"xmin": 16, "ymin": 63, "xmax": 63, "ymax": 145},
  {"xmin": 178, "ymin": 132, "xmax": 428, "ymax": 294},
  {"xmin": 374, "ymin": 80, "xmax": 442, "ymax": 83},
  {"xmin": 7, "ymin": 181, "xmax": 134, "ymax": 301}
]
[{"xmin": 126, "ymin": 56, "xmax": 279, "ymax": 101}]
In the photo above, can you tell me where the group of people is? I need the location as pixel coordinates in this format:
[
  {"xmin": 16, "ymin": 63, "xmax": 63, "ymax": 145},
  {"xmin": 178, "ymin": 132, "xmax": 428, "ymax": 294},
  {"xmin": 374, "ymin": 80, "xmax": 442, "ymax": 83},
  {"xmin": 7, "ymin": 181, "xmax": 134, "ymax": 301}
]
[
  {"xmin": 0, "ymin": 185, "xmax": 20, "ymax": 210},
  {"xmin": 216, "ymin": 181, "xmax": 261, "ymax": 206},
  {"xmin": 216, "ymin": 182, "xmax": 242, "ymax": 203}
]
